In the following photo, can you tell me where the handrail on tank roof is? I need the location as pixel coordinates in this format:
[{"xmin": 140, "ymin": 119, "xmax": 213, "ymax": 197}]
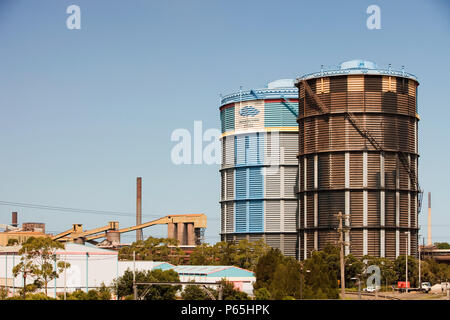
[
  {"xmin": 220, "ymin": 87, "xmax": 298, "ymax": 106},
  {"xmin": 296, "ymin": 65, "xmax": 418, "ymax": 82}
]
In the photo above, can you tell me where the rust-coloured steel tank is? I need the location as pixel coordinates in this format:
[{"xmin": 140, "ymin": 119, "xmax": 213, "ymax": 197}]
[{"xmin": 295, "ymin": 60, "xmax": 420, "ymax": 260}]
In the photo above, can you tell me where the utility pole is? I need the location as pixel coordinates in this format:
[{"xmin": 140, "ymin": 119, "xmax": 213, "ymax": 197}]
[
  {"xmin": 358, "ymin": 276, "xmax": 361, "ymax": 300},
  {"xmin": 445, "ymin": 279, "xmax": 450, "ymax": 300},
  {"xmin": 336, "ymin": 212, "xmax": 350, "ymax": 300},
  {"xmin": 54, "ymin": 254, "xmax": 57, "ymax": 299},
  {"xmin": 64, "ymin": 254, "xmax": 67, "ymax": 300},
  {"xmin": 22, "ymin": 248, "xmax": 27, "ymax": 299},
  {"xmin": 218, "ymin": 285, "xmax": 223, "ymax": 301},
  {"xmin": 133, "ymin": 251, "xmax": 137, "ymax": 300},
  {"xmin": 427, "ymin": 192, "xmax": 432, "ymax": 246},
  {"xmin": 405, "ymin": 231, "xmax": 409, "ymax": 294}
]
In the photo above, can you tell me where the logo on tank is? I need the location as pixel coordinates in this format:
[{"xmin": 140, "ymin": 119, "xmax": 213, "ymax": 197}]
[{"xmin": 239, "ymin": 106, "xmax": 260, "ymax": 117}]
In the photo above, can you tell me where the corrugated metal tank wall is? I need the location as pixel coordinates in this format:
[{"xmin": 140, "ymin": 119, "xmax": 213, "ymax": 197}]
[
  {"xmin": 220, "ymin": 81, "xmax": 299, "ymax": 257},
  {"xmin": 296, "ymin": 61, "xmax": 420, "ymax": 260}
]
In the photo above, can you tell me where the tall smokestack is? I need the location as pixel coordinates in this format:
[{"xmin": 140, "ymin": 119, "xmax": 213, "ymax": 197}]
[
  {"xmin": 136, "ymin": 177, "xmax": 143, "ymax": 242},
  {"xmin": 11, "ymin": 212, "xmax": 18, "ymax": 227},
  {"xmin": 427, "ymin": 192, "xmax": 432, "ymax": 246}
]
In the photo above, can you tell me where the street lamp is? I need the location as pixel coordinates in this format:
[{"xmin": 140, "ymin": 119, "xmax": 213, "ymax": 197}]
[
  {"xmin": 418, "ymin": 234, "xmax": 422, "ymax": 290},
  {"xmin": 299, "ymin": 263, "xmax": 310, "ymax": 300},
  {"xmin": 404, "ymin": 231, "xmax": 410, "ymax": 293}
]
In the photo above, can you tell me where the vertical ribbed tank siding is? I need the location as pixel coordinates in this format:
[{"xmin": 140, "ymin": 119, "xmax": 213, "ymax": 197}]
[
  {"xmin": 220, "ymin": 85, "xmax": 299, "ymax": 258},
  {"xmin": 297, "ymin": 74, "xmax": 419, "ymax": 260}
]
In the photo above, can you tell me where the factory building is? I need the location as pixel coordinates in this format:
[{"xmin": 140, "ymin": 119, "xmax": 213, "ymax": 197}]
[
  {"xmin": 0, "ymin": 244, "xmax": 255, "ymax": 297},
  {"xmin": 0, "ymin": 212, "xmax": 49, "ymax": 246},
  {"xmin": 219, "ymin": 79, "xmax": 299, "ymax": 257},
  {"xmin": 171, "ymin": 265, "xmax": 255, "ymax": 295},
  {"xmin": 295, "ymin": 60, "xmax": 420, "ymax": 260},
  {"xmin": 0, "ymin": 243, "xmax": 118, "ymax": 296},
  {"xmin": 118, "ymin": 263, "xmax": 255, "ymax": 295}
]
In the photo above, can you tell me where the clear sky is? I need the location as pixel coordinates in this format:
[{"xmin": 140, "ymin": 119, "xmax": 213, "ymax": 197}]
[{"xmin": 0, "ymin": 0, "xmax": 449, "ymax": 244}]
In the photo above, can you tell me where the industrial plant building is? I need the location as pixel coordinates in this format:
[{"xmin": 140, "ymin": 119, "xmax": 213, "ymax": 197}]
[
  {"xmin": 0, "ymin": 243, "xmax": 255, "ymax": 297},
  {"xmin": 219, "ymin": 79, "xmax": 299, "ymax": 257},
  {"xmin": 0, "ymin": 212, "xmax": 48, "ymax": 246},
  {"xmin": 220, "ymin": 60, "xmax": 421, "ymax": 261}
]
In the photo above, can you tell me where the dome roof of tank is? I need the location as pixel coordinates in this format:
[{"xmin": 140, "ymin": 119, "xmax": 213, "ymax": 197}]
[
  {"xmin": 296, "ymin": 59, "xmax": 418, "ymax": 83},
  {"xmin": 267, "ymin": 79, "xmax": 295, "ymax": 88},
  {"xmin": 220, "ymin": 79, "xmax": 298, "ymax": 106},
  {"xmin": 339, "ymin": 59, "xmax": 378, "ymax": 70}
]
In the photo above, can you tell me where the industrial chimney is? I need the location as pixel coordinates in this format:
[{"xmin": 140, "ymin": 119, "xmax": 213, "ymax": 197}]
[
  {"xmin": 11, "ymin": 212, "xmax": 18, "ymax": 227},
  {"xmin": 427, "ymin": 192, "xmax": 432, "ymax": 246},
  {"xmin": 136, "ymin": 177, "xmax": 143, "ymax": 242}
]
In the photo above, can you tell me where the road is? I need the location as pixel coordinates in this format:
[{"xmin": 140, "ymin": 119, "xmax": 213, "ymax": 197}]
[{"xmin": 344, "ymin": 291, "xmax": 448, "ymax": 300}]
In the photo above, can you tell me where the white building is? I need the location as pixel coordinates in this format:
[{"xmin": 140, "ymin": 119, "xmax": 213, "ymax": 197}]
[
  {"xmin": 0, "ymin": 244, "xmax": 256, "ymax": 298},
  {"xmin": 0, "ymin": 243, "xmax": 118, "ymax": 297}
]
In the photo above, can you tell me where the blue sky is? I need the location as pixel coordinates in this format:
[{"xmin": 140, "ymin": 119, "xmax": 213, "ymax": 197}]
[{"xmin": 0, "ymin": 0, "xmax": 449, "ymax": 244}]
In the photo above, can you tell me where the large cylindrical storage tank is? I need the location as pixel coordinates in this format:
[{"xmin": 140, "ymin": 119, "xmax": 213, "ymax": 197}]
[
  {"xmin": 220, "ymin": 79, "xmax": 299, "ymax": 257},
  {"xmin": 295, "ymin": 60, "xmax": 420, "ymax": 260}
]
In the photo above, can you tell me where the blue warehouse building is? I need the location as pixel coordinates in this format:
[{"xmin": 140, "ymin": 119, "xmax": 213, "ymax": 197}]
[{"xmin": 219, "ymin": 79, "xmax": 299, "ymax": 257}]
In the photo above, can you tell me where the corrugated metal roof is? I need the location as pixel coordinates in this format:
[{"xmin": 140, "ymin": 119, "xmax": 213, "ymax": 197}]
[
  {"xmin": 220, "ymin": 80, "xmax": 298, "ymax": 106},
  {"xmin": 172, "ymin": 265, "xmax": 254, "ymax": 277},
  {"xmin": 118, "ymin": 261, "xmax": 174, "ymax": 273}
]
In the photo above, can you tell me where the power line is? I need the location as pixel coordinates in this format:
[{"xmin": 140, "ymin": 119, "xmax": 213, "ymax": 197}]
[
  {"xmin": 0, "ymin": 200, "xmax": 134, "ymax": 216},
  {"xmin": 0, "ymin": 201, "xmax": 221, "ymax": 229},
  {"xmin": 0, "ymin": 200, "xmax": 188, "ymax": 219}
]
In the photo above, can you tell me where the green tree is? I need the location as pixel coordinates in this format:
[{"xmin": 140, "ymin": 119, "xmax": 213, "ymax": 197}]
[
  {"xmin": 420, "ymin": 259, "xmax": 437, "ymax": 284},
  {"xmin": 66, "ymin": 289, "xmax": 98, "ymax": 300},
  {"xmin": 119, "ymin": 237, "xmax": 185, "ymax": 264},
  {"xmin": 12, "ymin": 237, "xmax": 69, "ymax": 297},
  {"xmin": 213, "ymin": 241, "xmax": 236, "ymax": 265},
  {"xmin": 7, "ymin": 238, "xmax": 19, "ymax": 246},
  {"xmin": 254, "ymin": 248, "xmax": 284, "ymax": 290},
  {"xmin": 425, "ymin": 258, "xmax": 450, "ymax": 284},
  {"xmin": 233, "ymin": 239, "xmax": 270, "ymax": 270},
  {"xmin": 253, "ymin": 287, "xmax": 271, "ymax": 300},
  {"xmin": 394, "ymin": 255, "xmax": 419, "ymax": 287},
  {"xmin": 181, "ymin": 284, "xmax": 211, "ymax": 300},
  {"xmin": 219, "ymin": 279, "xmax": 249, "ymax": 300},
  {"xmin": 361, "ymin": 255, "xmax": 396, "ymax": 288},
  {"xmin": 0, "ymin": 287, "xmax": 7, "ymax": 300},
  {"xmin": 98, "ymin": 283, "xmax": 112, "ymax": 300},
  {"xmin": 270, "ymin": 257, "xmax": 301, "ymax": 299},
  {"xmin": 7, "ymin": 292, "xmax": 56, "ymax": 300},
  {"xmin": 189, "ymin": 243, "xmax": 218, "ymax": 265},
  {"xmin": 113, "ymin": 269, "xmax": 181, "ymax": 300},
  {"xmin": 303, "ymin": 249, "xmax": 339, "ymax": 299},
  {"xmin": 189, "ymin": 240, "xmax": 270, "ymax": 271},
  {"xmin": 345, "ymin": 254, "xmax": 364, "ymax": 286},
  {"xmin": 435, "ymin": 242, "xmax": 450, "ymax": 249}
]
